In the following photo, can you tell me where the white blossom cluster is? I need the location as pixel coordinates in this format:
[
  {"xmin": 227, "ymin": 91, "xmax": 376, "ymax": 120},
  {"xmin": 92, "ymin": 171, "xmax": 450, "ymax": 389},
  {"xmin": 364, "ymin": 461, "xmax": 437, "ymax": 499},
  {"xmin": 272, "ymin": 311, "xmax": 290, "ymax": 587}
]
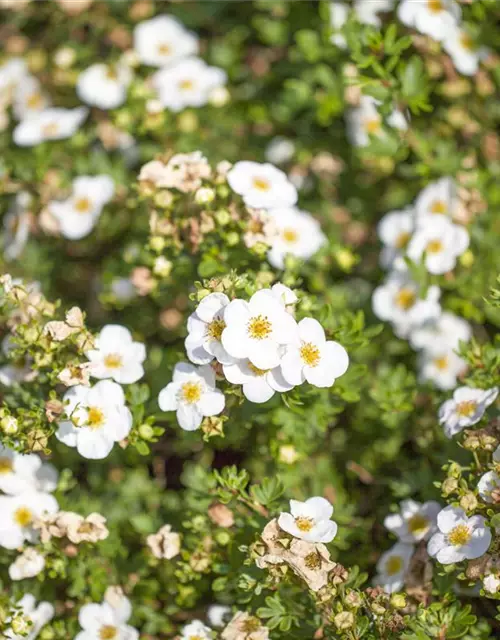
[
  {"xmin": 372, "ymin": 177, "xmax": 472, "ymax": 390},
  {"xmin": 158, "ymin": 284, "xmax": 349, "ymax": 430}
]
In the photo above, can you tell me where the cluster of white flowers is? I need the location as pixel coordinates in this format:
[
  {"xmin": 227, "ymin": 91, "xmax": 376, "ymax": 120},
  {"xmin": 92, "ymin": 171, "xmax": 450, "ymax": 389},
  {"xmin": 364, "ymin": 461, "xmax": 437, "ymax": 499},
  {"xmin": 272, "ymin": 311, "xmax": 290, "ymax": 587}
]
[
  {"xmin": 347, "ymin": 94, "xmax": 408, "ymax": 149},
  {"xmin": 55, "ymin": 324, "xmax": 145, "ymax": 459},
  {"xmin": 75, "ymin": 587, "xmax": 138, "ymax": 640},
  {"xmin": 373, "ymin": 177, "xmax": 472, "ymax": 390},
  {"xmin": 330, "ymin": 1, "xmax": 395, "ymax": 47},
  {"xmin": 159, "ymin": 285, "xmax": 348, "ymax": 430},
  {"xmin": 227, "ymin": 160, "xmax": 327, "ymax": 268}
]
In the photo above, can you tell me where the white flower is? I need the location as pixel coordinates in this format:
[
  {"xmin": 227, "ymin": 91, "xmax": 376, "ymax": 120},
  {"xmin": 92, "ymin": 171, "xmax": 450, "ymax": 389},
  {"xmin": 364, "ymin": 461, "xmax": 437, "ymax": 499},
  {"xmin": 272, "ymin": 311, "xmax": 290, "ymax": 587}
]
[
  {"xmin": 152, "ymin": 57, "xmax": 227, "ymax": 112},
  {"xmin": 0, "ymin": 491, "xmax": 58, "ymax": 549},
  {"xmin": 384, "ymin": 499, "xmax": 441, "ymax": 543},
  {"xmin": 329, "ymin": 2, "xmax": 349, "ymax": 48},
  {"xmin": 49, "ymin": 175, "xmax": 115, "ymax": 240},
  {"xmin": 347, "ymin": 95, "xmax": 407, "ymax": 148},
  {"xmin": 227, "ymin": 161, "xmax": 298, "ymax": 209},
  {"xmin": 415, "ymin": 177, "xmax": 458, "ymax": 223},
  {"xmin": 133, "ymin": 15, "xmax": 198, "ymax": 67},
  {"xmin": 0, "ymin": 57, "xmax": 27, "ymax": 94},
  {"xmin": 185, "ymin": 293, "xmax": 235, "ymax": 365},
  {"xmin": 110, "ymin": 277, "xmax": 136, "ymax": 303},
  {"xmin": 478, "ymin": 468, "xmax": 500, "ymax": 505},
  {"xmin": 86, "ymin": 324, "xmax": 146, "ymax": 384},
  {"xmin": 377, "ymin": 208, "xmax": 414, "ymax": 270},
  {"xmin": 418, "ymin": 349, "xmax": 466, "ymax": 390},
  {"xmin": 13, "ymin": 75, "xmax": 50, "ymax": 120},
  {"xmin": 374, "ymin": 542, "xmax": 414, "ymax": 593},
  {"xmin": 270, "ymin": 283, "xmax": 298, "ymax": 306},
  {"xmin": 77, "ymin": 63, "xmax": 132, "ymax": 109},
  {"xmin": 76, "ymin": 597, "xmax": 138, "ymax": 640},
  {"xmin": 427, "ymin": 506, "xmax": 491, "ymax": 564},
  {"xmin": 483, "ymin": 574, "xmax": 500, "ymax": 594},
  {"xmin": 158, "ymin": 362, "xmax": 225, "ymax": 431},
  {"xmin": 265, "ymin": 137, "xmax": 295, "ymax": 165},
  {"xmin": 5, "ymin": 594, "xmax": 54, "ymax": 640},
  {"xmin": 407, "ymin": 216, "xmax": 469, "ymax": 274},
  {"xmin": 13, "ymin": 106, "xmax": 88, "ymax": 147},
  {"xmin": 438, "ymin": 386, "xmax": 498, "ymax": 438},
  {"xmin": 398, "ymin": 0, "xmax": 461, "ymax": 42},
  {"xmin": 221, "ymin": 289, "xmax": 298, "ymax": 370},
  {"xmin": 207, "ymin": 605, "xmax": 231, "ymax": 628},
  {"xmin": 9, "ymin": 547, "xmax": 45, "ymax": 581},
  {"xmin": 180, "ymin": 620, "xmax": 212, "ymax": 640},
  {"xmin": 280, "ymin": 318, "xmax": 349, "ymax": 389},
  {"xmin": 278, "ymin": 496, "xmax": 338, "ymax": 543},
  {"xmin": 56, "ymin": 380, "xmax": 133, "ymax": 459},
  {"xmin": 443, "ymin": 27, "xmax": 486, "ymax": 76},
  {"xmin": 354, "ymin": 0, "xmax": 394, "ymax": 27},
  {"xmin": 223, "ymin": 358, "xmax": 293, "ymax": 404},
  {"xmin": 372, "ymin": 272, "xmax": 441, "ymax": 338},
  {"xmin": 0, "ymin": 444, "xmax": 58, "ymax": 495},
  {"xmin": 409, "ymin": 311, "xmax": 471, "ymax": 354},
  {"xmin": 266, "ymin": 207, "xmax": 326, "ymax": 269}
]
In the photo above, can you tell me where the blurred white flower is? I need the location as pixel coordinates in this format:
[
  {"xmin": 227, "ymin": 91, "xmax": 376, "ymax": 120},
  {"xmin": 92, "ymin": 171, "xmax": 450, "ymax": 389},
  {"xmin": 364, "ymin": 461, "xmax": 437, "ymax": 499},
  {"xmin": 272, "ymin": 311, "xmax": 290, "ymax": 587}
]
[
  {"xmin": 347, "ymin": 95, "xmax": 407, "ymax": 148},
  {"xmin": 266, "ymin": 207, "xmax": 326, "ymax": 269},
  {"xmin": 133, "ymin": 15, "xmax": 198, "ymax": 67},
  {"xmin": 227, "ymin": 161, "xmax": 298, "ymax": 209},
  {"xmin": 407, "ymin": 216, "xmax": 469, "ymax": 274},
  {"xmin": 0, "ymin": 491, "xmax": 58, "ymax": 549},
  {"xmin": 377, "ymin": 208, "xmax": 414, "ymax": 270},
  {"xmin": 428, "ymin": 506, "xmax": 491, "ymax": 564},
  {"xmin": 374, "ymin": 542, "xmax": 413, "ymax": 593},
  {"xmin": 9, "ymin": 547, "xmax": 45, "ymax": 581},
  {"xmin": 0, "ymin": 444, "xmax": 58, "ymax": 495},
  {"xmin": 418, "ymin": 348, "xmax": 467, "ymax": 390},
  {"xmin": 483, "ymin": 574, "xmax": 500, "ymax": 594},
  {"xmin": 398, "ymin": 0, "xmax": 461, "ymax": 41},
  {"xmin": 278, "ymin": 497, "xmax": 338, "ymax": 543},
  {"xmin": 185, "ymin": 293, "xmax": 235, "ymax": 366},
  {"xmin": 180, "ymin": 620, "xmax": 212, "ymax": 640},
  {"xmin": 384, "ymin": 499, "xmax": 441, "ymax": 543},
  {"xmin": 439, "ymin": 386, "xmax": 498, "ymax": 438},
  {"xmin": 443, "ymin": 27, "xmax": 486, "ymax": 76},
  {"xmin": 223, "ymin": 358, "xmax": 293, "ymax": 404},
  {"xmin": 414, "ymin": 177, "xmax": 458, "ymax": 223},
  {"xmin": 86, "ymin": 324, "xmax": 146, "ymax": 384},
  {"xmin": 76, "ymin": 595, "xmax": 138, "ymax": 640},
  {"xmin": 77, "ymin": 63, "xmax": 132, "ymax": 109},
  {"xmin": 265, "ymin": 137, "xmax": 295, "ymax": 165},
  {"xmin": 409, "ymin": 311, "xmax": 471, "ymax": 354},
  {"xmin": 13, "ymin": 106, "xmax": 88, "ymax": 147},
  {"xmin": 13, "ymin": 75, "xmax": 50, "ymax": 120},
  {"xmin": 5, "ymin": 594, "xmax": 54, "ymax": 640}
]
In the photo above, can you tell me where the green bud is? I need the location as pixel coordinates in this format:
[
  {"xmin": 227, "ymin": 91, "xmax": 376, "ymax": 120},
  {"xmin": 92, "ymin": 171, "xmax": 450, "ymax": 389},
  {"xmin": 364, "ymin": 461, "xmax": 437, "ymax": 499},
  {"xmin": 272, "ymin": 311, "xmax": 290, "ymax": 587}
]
[{"xmin": 138, "ymin": 424, "xmax": 155, "ymax": 440}]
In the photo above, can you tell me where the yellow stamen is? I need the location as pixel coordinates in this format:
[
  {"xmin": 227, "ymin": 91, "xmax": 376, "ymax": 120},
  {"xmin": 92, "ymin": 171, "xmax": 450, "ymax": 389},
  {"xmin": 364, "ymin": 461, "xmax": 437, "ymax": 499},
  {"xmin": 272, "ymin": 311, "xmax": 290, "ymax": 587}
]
[
  {"xmin": 252, "ymin": 177, "xmax": 271, "ymax": 192},
  {"xmin": 395, "ymin": 231, "xmax": 411, "ymax": 249},
  {"xmin": 434, "ymin": 355, "xmax": 448, "ymax": 371},
  {"xmin": 87, "ymin": 406, "xmax": 105, "ymax": 429},
  {"xmin": 300, "ymin": 342, "xmax": 320, "ymax": 367},
  {"xmin": 408, "ymin": 514, "xmax": 429, "ymax": 536},
  {"xmin": 427, "ymin": 0, "xmax": 443, "ymax": 13},
  {"xmin": 385, "ymin": 555, "xmax": 403, "ymax": 576},
  {"xmin": 248, "ymin": 363, "xmax": 269, "ymax": 377},
  {"xmin": 99, "ymin": 626, "xmax": 118, "ymax": 640},
  {"xmin": 448, "ymin": 524, "xmax": 471, "ymax": 546},
  {"xmin": 427, "ymin": 240, "xmax": 443, "ymax": 254},
  {"xmin": 104, "ymin": 353, "xmax": 123, "ymax": 369},
  {"xmin": 459, "ymin": 33, "xmax": 475, "ymax": 52},
  {"xmin": 456, "ymin": 400, "xmax": 477, "ymax": 418},
  {"xmin": 157, "ymin": 43, "xmax": 171, "ymax": 56},
  {"xmin": 282, "ymin": 228, "xmax": 299, "ymax": 244},
  {"xmin": 26, "ymin": 92, "xmax": 42, "ymax": 109},
  {"xmin": 74, "ymin": 197, "xmax": 92, "ymax": 213},
  {"xmin": 295, "ymin": 516, "xmax": 314, "ymax": 532},
  {"xmin": 364, "ymin": 118, "xmax": 381, "ymax": 134},
  {"xmin": 207, "ymin": 318, "xmax": 225, "ymax": 341},
  {"xmin": 0, "ymin": 457, "xmax": 13, "ymax": 474},
  {"xmin": 14, "ymin": 506, "xmax": 33, "ymax": 527},
  {"xmin": 179, "ymin": 79, "xmax": 194, "ymax": 91},
  {"xmin": 430, "ymin": 199, "xmax": 447, "ymax": 214},
  {"xmin": 181, "ymin": 381, "xmax": 202, "ymax": 404},
  {"xmin": 42, "ymin": 122, "xmax": 59, "ymax": 137},
  {"xmin": 395, "ymin": 288, "xmax": 416, "ymax": 310},
  {"xmin": 247, "ymin": 315, "xmax": 272, "ymax": 340}
]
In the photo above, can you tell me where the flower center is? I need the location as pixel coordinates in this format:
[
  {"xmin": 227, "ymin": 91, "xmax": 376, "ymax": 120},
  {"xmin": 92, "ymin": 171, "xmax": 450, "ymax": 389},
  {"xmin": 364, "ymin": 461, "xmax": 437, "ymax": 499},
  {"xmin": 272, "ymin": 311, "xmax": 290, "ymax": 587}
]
[
  {"xmin": 430, "ymin": 199, "xmax": 447, "ymax": 214},
  {"xmin": 78, "ymin": 522, "xmax": 94, "ymax": 534},
  {"xmin": 248, "ymin": 363, "xmax": 269, "ymax": 377},
  {"xmin": 385, "ymin": 555, "xmax": 403, "ymax": 576},
  {"xmin": 282, "ymin": 228, "xmax": 299, "ymax": 244},
  {"xmin": 395, "ymin": 231, "xmax": 411, "ymax": 249},
  {"xmin": 14, "ymin": 506, "xmax": 33, "ymax": 527},
  {"xmin": 87, "ymin": 406, "xmax": 105, "ymax": 429},
  {"xmin": 0, "ymin": 457, "xmax": 13, "ymax": 474},
  {"xmin": 99, "ymin": 626, "xmax": 118, "ymax": 640},
  {"xmin": 294, "ymin": 516, "xmax": 314, "ymax": 532},
  {"xmin": 179, "ymin": 79, "xmax": 194, "ymax": 91},
  {"xmin": 241, "ymin": 618, "xmax": 261, "ymax": 633},
  {"xmin": 364, "ymin": 118, "xmax": 381, "ymax": 134},
  {"xmin": 434, "ymin": 355, "xmax": 449, "ymax": 371},
  {"xmin": 427, "ymin": 0, "xmax": 443, "ymax": 13},
  {"xmin": 27, "ymin": 92, "xmax": 43, "ymax": 109},
  {"xmin": 300, "ymin": 342, "xmax": 320, "ymax": 367},
  {"xmin": 42, "ymin": 122, "xmax": 59, "ymax": 137},
  {"xmin": 74, "ymin": 197, "xmax": 92, "ymax": 213},
  {"xmin": 104, "ymin": 353, "xmax": 123, "ymax": 369},
  {"xmin": 456, "ymin": 400, "xmax": 477, "ymax": 417},
  {"xmin": 157, "ymin": 43, "xmax": 171, "ymax": 56},
  {"xmin": 247, "ymin": 315, "xmax": 272, "ymax": 340},
  {"xmin": 448, "ymin": 524, "xmax": 471, "ymax": 546},
  {"xmin": 459, "ymin": 33, "xmax": 475, "ymax": 51},
  {"xmin": 252, "ymin": 177, "xmax": 271, "ymax": 192},
  {"xmin": 408, "ymin": 514, "xmax": 429, "ymax": 536},
  {"xmin": 395, "ymin": 287, "xmax": 416, "ymax": 310},
  {"xmin": 207, "ymin": 318, "xmax": 225, "ymax": 341},
  {"xmin": 304, "ymin": 551, "xmax": 321, "ymax": 569},
  {"xmin": 427, "ymin": 240, "xmax": 443, "ymax": 254},
  {"xmin": 106, "ymin": 68, "xmax": 119, "ymax": 81},
  {"xmin": 180, "ymin": 381, "xmax": 202, "ymax": 404}
]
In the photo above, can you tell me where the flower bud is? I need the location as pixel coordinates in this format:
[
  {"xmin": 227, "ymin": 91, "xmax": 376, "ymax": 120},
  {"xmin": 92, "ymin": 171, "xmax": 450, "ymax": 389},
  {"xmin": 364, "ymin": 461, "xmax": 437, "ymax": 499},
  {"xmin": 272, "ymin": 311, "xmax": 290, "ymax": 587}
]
[
  {"xmin": 334, "ymin": 611, "xmax": 354, "ymax": 630},
  {"xmin": 1, "ymin": 415, "xmax": 18, "ymax": 434},
  {"xmin": 195, "ymin": 187, "xmax": 215, "ymax": 205}
]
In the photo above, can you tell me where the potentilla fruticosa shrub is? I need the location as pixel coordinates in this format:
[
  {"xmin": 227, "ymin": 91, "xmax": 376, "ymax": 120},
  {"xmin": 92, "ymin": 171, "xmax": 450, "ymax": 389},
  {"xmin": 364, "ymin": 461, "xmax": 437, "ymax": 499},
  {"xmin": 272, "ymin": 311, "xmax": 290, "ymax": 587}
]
[{"xmin": 0, "ymin": 0, "xmax": 500, "ymax": 638}]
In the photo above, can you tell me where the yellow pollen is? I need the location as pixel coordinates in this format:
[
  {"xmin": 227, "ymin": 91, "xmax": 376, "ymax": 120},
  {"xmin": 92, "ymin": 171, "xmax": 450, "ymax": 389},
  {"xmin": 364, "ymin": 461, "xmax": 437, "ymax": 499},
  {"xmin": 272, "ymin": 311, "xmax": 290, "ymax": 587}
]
[
  {"xmin": 74, "ymin": 197, "xmax": 92, "ymax": 213},
  {"xmin": 104, "ymin": 353, "xmax": 123, "ymax": 369},
  {"xmin": 27, "ymin": 92, "xmax": 42, "ymax": 109},
  {"xmin": 181, "ymin": 381, "xmax": 202, "ymax": 404},
  {"xmin": 241, "ymin": 617, "xmax": 261, "ymax": 633},
  {"xmin": 252, "ymin": 177, "xmax": 271, "ymax": 192},
  {"xmin": 282, "ymin": 228, "xmax": 299, "ymax": 244},
  {"xmin": 456, "ymin": 400, "xmax": 477, "ymax": 418},
  {"xmin": 434, "ymin": 355, "xmax": 449, "ymax": 371},
  {"xmin": 427, "ymin": 240, "xmax": 443, "ymax": 254},
  {"xmin": 179, "ymin": 79, "xmax": 194, "ymax": 91},
  {"xmin": 300, "ymin": 342, "xmax": 321, "ymax": 367},
  {"xmin": 247, "ymin": 315, "xmax": 272, "ymax": 340},
  {"xmin": 448, "ymin": 524, "xmax": 471, "ymax": 546},
  {"xmin": 459, "ymin": 33, "xmax": 475, "ymax": 51},
  {"xmin": 189, "ymin": 637, "xmax": 203, "ymax": 640},
  {"xmin": 430, "ymin": 199, "xmax": 447, "ymax": 214},
  {"xmin": 42, "ymin": 122, "xmax": 59, "ymax": 137},
  {"xmin": 295, "ymin": 516, "xmax": 314, "ymax": 532},
  {"xmin": 428, "ymin": 0, "xmax": 443, "ymax": 13},
  {"xmin": 106, "ymin": 68, "xmax": 119, "ymax": 81},
  {"xmin": 385, "ymin": 555, "xmax": 403, "ymax": 576},
  {"xmin": 78, "ymin": 522, "xmax": 94, "ymax": 534},
  {"xmin": 395, "ymin": 288, "xmax": 416, "ymax": 310},
  {"xmin": 248, "ymin": 363, "xmax": 269, "ymax": 377},
  {"xmin": 157, "ymin": 43, "xmax": 171, "ymax": 56},
  {"xmin": 87, "ymin": 406, "xmax": 105, "ymax": 429},
  {"xmin": 0, "ymin": 457, "xmax": 13, "ymax": 474},
  {"xmin": 395, "ymin": 231, "xmax": 411, "ymax": 249},
  {"xmin": 14, "ymin": 506, "xmax": 33, "ymax": 527},
  {"xmin": 207, "ymin": 318, "xmax": 225, "ymax": 341},
  {"xmin": 408, "ymin": 514, "xmax": 429, "ymax": 536},
  {"xmin": 99, "ymin": 626, "xmax": 118, "ymax": 640},
  {"xmin": 364, "ymin": 118, "xmax": 381, "ymax": 134}
]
